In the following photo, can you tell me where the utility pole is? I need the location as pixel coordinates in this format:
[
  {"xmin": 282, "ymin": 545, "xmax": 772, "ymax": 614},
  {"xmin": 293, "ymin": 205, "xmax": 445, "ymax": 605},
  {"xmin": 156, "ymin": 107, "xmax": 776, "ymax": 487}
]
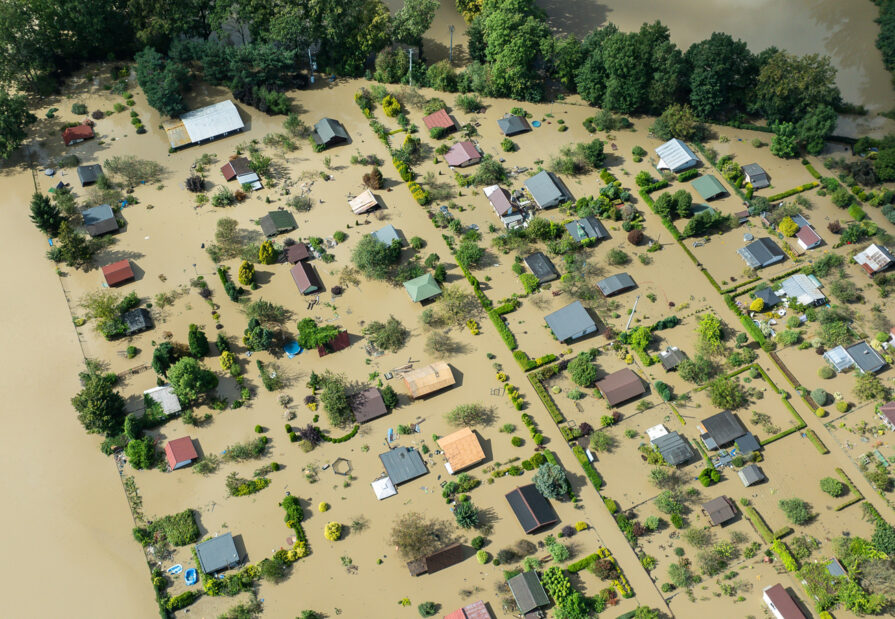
[
  {"xmin": 449, "ymin": 25, "xmax": 455, "ymax": 63},
  {"xmin": 307, "ymin": 48, "xmax": 316, "ymax": 84},
  {"xmin": 624, "ymin": 295, "xmax": 641, "ymax": 331},
  {"xmin": 408, "ymin": 48, "xmax": 414, "ymax": 88}
]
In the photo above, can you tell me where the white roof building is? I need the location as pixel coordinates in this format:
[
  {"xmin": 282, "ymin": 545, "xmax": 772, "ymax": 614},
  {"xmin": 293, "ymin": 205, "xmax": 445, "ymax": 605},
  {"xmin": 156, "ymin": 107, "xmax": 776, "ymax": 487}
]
[
  {"xmin": 164, "ymin": 100, "xmax": 245, "ymax": 149},
  {"xmin": 655, "ymin": 139, "xmax": 699, "ymax": 173},
  {"xmin": 778, "ymin": 274, "xmax": 826, "ymax": 306},
  {"xmin": 371, "ymin": 476, "xmax": 397, "ymax": 500},
  {"xmin": 646, "ymin": 424, "xmax": 669, "ymax": 441},
  {"xmin": 144, "ymin": 385, "xmax": 182, "ymax": 416},
  {"xmin": 854, "ymin": 244, "xmax": 895, "ymax": 275}
]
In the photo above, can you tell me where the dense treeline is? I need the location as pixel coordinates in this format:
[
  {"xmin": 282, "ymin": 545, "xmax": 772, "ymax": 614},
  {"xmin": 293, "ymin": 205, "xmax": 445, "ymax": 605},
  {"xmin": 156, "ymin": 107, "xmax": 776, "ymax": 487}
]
[{"xmin": 876, "ymin": 0, "xmax": 895, "ymax": 86}]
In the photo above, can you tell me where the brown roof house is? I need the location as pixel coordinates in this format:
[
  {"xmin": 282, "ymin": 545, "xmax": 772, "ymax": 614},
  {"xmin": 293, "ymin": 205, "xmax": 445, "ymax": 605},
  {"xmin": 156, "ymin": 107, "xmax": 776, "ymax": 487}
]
[
  {"xmin": 763, "ymin": 583, "xmax": 807, "ymax": 619},
  {"xmin": 879, "ymin": 401, "xmax": 895, "ymax": 432},
  {"xmin": 506, "ymin": 484, "xmax": 558, "ymax": 534},
  {"xmin": 63, "ymin": 124, "xmax": 94, "ymax": 146},
  {"xmin": 406, "ymin": 542, "xmax": 464, "ymax": 576},
  {"xmin": 596, "ymin": 368, "xmax": 645, "ymax": 407},
  {"xmin": 443, "ymin": 600, "xmax": 491, "ymax": 619},
  {"xmin": 165, "ymin": 436, "xmax": 198, "ymax": 470},
  {"xmin": 444, "ymin": 141, "xmax": 481, "ymax": 167},
  {"xmin": 285, "ymin": 242, "xmax": 310, "ymax": 263},
  {"xmin": 437, "ymin": 428, "xmax": 486, "ymax": 474},
  {"xmin": 702, "ymin": 496, "xmax": 737, "ymax": 526},
  {"xmin": 101, "ymin": 259, "xmax": 135, "ymax": 286},
  {"xmin": 290, "ymin": 261, "xmax": 321, "ymax": 295},
  {"xmin": 351, "ymin": 387, "xmax": 388, "ymax": 424},
  {"xmin": 422, "ymin": 108, "xmax": 456, "ymax": 134},
  {"xmin": 221, "ymin": 156, "xmax": 251, "ymax": 180},
  {"xmin": 403, "ymin": 362, "xmax": 455, "ymax": 399},
  {"xmin": 317, "ymin": 331, "xmax": 350, "ymax": 357}
]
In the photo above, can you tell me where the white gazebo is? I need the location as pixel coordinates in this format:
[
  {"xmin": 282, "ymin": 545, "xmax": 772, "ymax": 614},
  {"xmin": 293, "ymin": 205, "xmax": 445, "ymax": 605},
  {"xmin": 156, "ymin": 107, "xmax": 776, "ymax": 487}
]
[{"xmin": 371, "ymin": 476, "xmax": 397, "ymax": 500}]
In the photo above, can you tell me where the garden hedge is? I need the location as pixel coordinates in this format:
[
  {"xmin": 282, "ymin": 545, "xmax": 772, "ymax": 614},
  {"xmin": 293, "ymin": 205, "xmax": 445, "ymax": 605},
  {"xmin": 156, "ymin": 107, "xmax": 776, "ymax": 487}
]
[
  {"xmin": 572, "ymin": 445, "xmax": 604, "ymax": 489},
  {"xmin": 743, "ymin": 505, "xmax": 774, "ymax": 543},
  {"xmin": 806, "ymin": 429, "xmax": 829, "ymax": 454},
  {"xmin": 768, "ymin": 182, "xmax": 819, "ymax": 202}
]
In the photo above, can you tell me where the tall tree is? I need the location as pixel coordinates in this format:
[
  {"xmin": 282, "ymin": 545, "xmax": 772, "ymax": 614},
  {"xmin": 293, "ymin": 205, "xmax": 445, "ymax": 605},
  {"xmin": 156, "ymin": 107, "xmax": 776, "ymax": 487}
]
[
  {"xmin": 754, "ymin": 51, "xmax": 840, "ymax": 123},
  {"xmin": 71, "ymin": 367, "xmax": 127, "ymax": 435},
  {"xmin": 796, "ymin": 105, "xmax": 837, "ymax": 155},
  {"xmin": 391, "ymin": 0, "xmax": 438, "ymax": 46},
  {"xmin": 135, "ymin": 47, "xmax": 189, "ymax": 117},
  {"xmin": 685, "ymin": 33, "xmax": 756, "ymax": 118},
  {"xmin": 0, "ymin": 90, "xmax": 36, "ymax": 158},
  {"xmin": 166, "ymin": 357, "xmax": 218, "ymax": 404},
  {"xmin": 127, "ymin": 0, "xmax": 214, "ymax": 51},
  {"xmin": 29, "ymin": 192, "xmax": 63, "ymax": 236},
  {"xmin": 480, "ymin": 0, "xmax": 551, "ymax": 101}
]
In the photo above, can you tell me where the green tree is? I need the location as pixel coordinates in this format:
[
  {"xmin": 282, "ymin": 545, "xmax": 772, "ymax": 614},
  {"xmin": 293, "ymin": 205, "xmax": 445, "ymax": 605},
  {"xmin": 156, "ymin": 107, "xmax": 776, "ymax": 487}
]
[
  {"xmin": 779, "ymin": 498, "xmax": 812, "ymax": 525},
  {"xmin": 685, "ymin": 33, "xmax": 755, "ymax": 118},
  {"xmin": 152, "ymin": 342, "xmax": 179, "ymax": 375},
  {"xmin": 551, "ymin": 34, "xmax": 583, "ymax": 91},
  {"xmin": 819, "ymin": 477, "xmax": 845, "ymax": 497},
  {"xmin": 696, "ymin": 314, "xmax": 724, "ymax": 357},
  {"xmin": 653, "ymin": 192, "xmax": 674, "ymax": 219},
  {"xmin": 0, "ymin": 90, "xmax": 37, "ymax": 157},
  {"xmin": 125, "ymin": 437, "xmax": 156, "ymax": 469},
  {"xmin": 650, "ymin": 103, "xmax": 705, "ymax": 141},
  {"xmin": 135, "ymin": 46, "xmax": 189, "ymax": 117},
  {"xmin": 872, "ymin": 521, "xmax": 895, "ymax": 555},
  {"xmin": 381, "ymin": 385, "xmax": 399, "ymax": 410},
  {"xmin": 754, "ymin": 51, "xmax": 840, "ymax": 123},
  {"xmin": 629, "ymin": 326, "xmax": 652, "ymax": 351},
  {"xmin": 319, "ymin": 374, "xmax": 354, "ymax": 427},
  {"xmin": 796, "ymin": 105, "xmax": 837, "ymax": 155},
  {"xmin": 187, "ymin": 323, "xmax": 209, "ymax": 357},
  {"xmin": 479, "ymin": 0, "xmax": 551, "ymax": 101},
  {"xmin": 54, "ymin": 221, "xmax": 97, "ymax": 270},
  {"xmin": 654, "ymin": 490, "xmax": 684, "ymax": 514},
  {"xmin": 391, "ymin": 0, "xmax": 438, "ymax": 45},
  {"xmin": 532, "ymin": 462, "xmax": 569, "ymax": 499},
  {"xmin": 296, "ymin": 318, "xmax": 341, "ymax": 349},
  {"xmin": 237, "ymin": 260, "xmax": 255, "ymax": 285},
  {"xmin": 243, "ymin": 317, "xmax": 275, "ymax": 351},
  {"xmin": 770, "ymin": 122, "xmax": 799, "ymax": 159},
  {"xmin": 258, "ymin": 240, "xmax": 277, "ymax": 265},
  {"xmin": 445, "ymin": 403, "xmax": 493, "ymax": 427},
  {"xmin": 568, "ymin": 352, "xmax": 598, "ymax": 387},
  {"xmin": 166, "ymin": 357, "xmax": 218, "ymax": 404},
  {"xmin": 72, "ymin": 367, "xmax": 127, "ymax": 435},
  {"xmin": 363, "ymin": 316, "xmax": 409, "ymax": 352},
  {"xmin": 352, "ymin": 235, "xmax": 402, "ymax": 280},
  {"xmin": 29, "ymin": 192, "xmax": 62, "ymax": 236},
  {"xmin": 678, "ymin": 354, "xmax": 717, "ymax": 384},
  {"xmin": 854, "ymin": 373, "xmax": 890, "ymax": 402},
  {"xmin": 241, "ymin": 298, "xmax": 290, "ymax": 326},
  {"xmin": 454, "ymin": 501, "xmax": 479, "ymax": 528},
  {"xmin": 673, "ymin": 189, "xmax": 693, "ymax": 218},
  {"xmin": 455, "ymin": 239, "xmax": 485, "ymax": 268},
  {"xmin": 707, "ymin": 377, "xmax": 747, "ymax": 409}
]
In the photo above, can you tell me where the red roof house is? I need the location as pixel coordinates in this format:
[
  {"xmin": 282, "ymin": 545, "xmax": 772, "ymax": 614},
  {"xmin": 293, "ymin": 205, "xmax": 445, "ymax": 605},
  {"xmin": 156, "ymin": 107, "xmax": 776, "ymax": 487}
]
[
  {"xmin": 795, "ymin": 226, "xmax": 822, "ymax": 250},
  {"xmin": 63, "ymin": 124, "xmax": 94, "ymax": 146},
  {"xmin": 423, "ymin": 109, "xmax": 456, "ymax": 132},
  {"xmin": 290, "ymin": 261, "xmax": 321, "ymax": 295},
  {"xmin": 444, "ymin": 141, "xmax": 481, "ymax": 167},
  {"xmin": 220, "ymin": 157, "xmax": 252, "ymax": 181},
  {"xmin": 101, "ymin": 259, "xmax": 135, "ymax": 286},
  {"xmin": 318, "ymin": 330, "xmax": 350, "ymax": 357},
  {"xmin": 165, "ymin": 436, "xmax": 198, "ymax": 470},
  {"xmin": 443, "ymin": 600, "xmax": 491, "ymax": 619}
]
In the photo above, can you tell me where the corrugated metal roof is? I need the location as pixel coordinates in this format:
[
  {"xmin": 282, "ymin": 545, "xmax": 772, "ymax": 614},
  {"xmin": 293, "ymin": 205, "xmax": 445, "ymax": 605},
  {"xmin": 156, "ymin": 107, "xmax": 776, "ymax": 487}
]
[
  {"xmin": 544, "ymin": 301, "xmax": 596, "ymax": 342},
  {"xmin": 380, "ymin": 447, "xmax": 427, "ymax": 485},
  {"xmin": 180, "ymin": 100, "xmax": 244, "ymax": 144},
  {"xmin": 655, "ymin": 138, "xmax": 698, "ymax": 172}
]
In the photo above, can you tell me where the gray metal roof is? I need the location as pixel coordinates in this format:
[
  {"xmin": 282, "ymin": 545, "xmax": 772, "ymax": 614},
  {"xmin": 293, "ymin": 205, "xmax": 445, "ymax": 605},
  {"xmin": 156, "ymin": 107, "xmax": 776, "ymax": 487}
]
[
  {"xmin": 507, "ymin": 571, "xmax": 549, "ymax": 613},
  {"xmin": 702, "ymin": 496, "xmax": 737, "ymax": 525},
  {"xmin": 180, "ymin": 100, "xmax": 244, "ymax": 144},
  {"xmin": 123, "ymin": 308, "xmax": 152, "ymax": 334},
  {"xmin": 651, "ymin": 431, "xmax": 694, "ymax": 465},
  {"xmin": 845, "ymin": 342, "xmax": 886, "ymax": 373},
  {"xmin": 523, "ymin": 252, "xmax": 558, "ymax": 283},
  {"xmin": 597, "ymin": 273, "xmax": 636, "ymax": 296},
  {"xmin": 738, "ymin": 464, "xmax": 765, "ymax": 486},
  {"xmin": 565, "ymin": 216, "xmax": 609, "ymax": 242},
  {"xmin": 379, "ymin": 447, "xmax": 427, "ymax": 485},
  {"xmin": 655, "ymin": 139, "xmax": 698, "ymax": 172},
  {"xmin": 737, "ymin": 238, "xmax": 785, "ymax": 268},
  {"xmin": 196, "ymin": 532, "xmax": 241, "ymax": 573},
  {"xmin": 779, "ymin": 274, "xmax": 825, "ymax": 306},
  {"xmin": 754, "ymin": 287, "xmax": 780, "ymax": 306},
  {"xmin": 313, "ymin": 118, "xmax": 348, "ymax": 146},
  {"xmin": 371, "ymin": 224, "xmax": 402, "ymax": 246},
  {"xmin": 497, "ymin": 115, "xmax": 530, "ymax": 136},
  {"xmin": 77, "ymin": 164, "xmax": 103, "ymax": 185},
  {"xmin": 524, "ymin": 170, "xmax": 568, "ymax": 208},
  {"xmin": 544, "ymin": 301, "xmax": 597, "ymax": 342},
  {"xmin": 701, "ymin": 411, "xmax": 746, "ymax": 447},
  {"xmin": 742, "ymin": 163, "xmax": 769, "ymax": 189},
  {"xmin": 659, "ymin": 348, "xmax": 686, "ymax": 371},
  {"xmin": 82, "ymin": 204, "xmax": 118, "ymax": 236},
  {"xmin": 734, "ymin": 432, "xmax": 760, "ymax": 454}
]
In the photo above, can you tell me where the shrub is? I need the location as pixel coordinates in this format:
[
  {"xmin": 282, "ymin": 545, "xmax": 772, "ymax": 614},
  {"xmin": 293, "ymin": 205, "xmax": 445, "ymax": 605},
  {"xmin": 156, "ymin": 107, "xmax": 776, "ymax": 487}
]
[
  {"xmin": 511, "ymin": 436, "xmax": 523, "ymax": 447},
  {"xmin": 318, "ymin": 502, "xmax": 330, "ymax": 512},
  {"xmin": 456, "ymin": 94, "xmax": 482, "ymax": 113},
  {"xmin": 607, "ymin": 248, "xmax": 630, "ymax": 265},
  {"xmin": 476, "ymin": 550, "xmax": 490, "ymax": 564},
  {"xmin": 836, "ymin": 401, "xmax": 849, "ymax": 413},
  {"xmin": 778, "ymin": 498, "xmax": 812, "ymax": 525},
  {"xmin": 818, "ymin": 366, "xmax": 834, "ymax": 379},
  {"xmin": 418, "ymin": 602, "xmax": 438, "ymax": 617},
  {"xmin": 501, "ymin": 138, "xmax": 516, "ymax": 152},
  {"xmin": 324, "ymin": 521, "xmax": 342, "ymax": 541},
  {"xmin": 820, "ymin": 477, "xmax": 845, "ymax": 497},
  {"xmin": 810, "ymin": 388, "xmax": 829, "ymax": 406}
]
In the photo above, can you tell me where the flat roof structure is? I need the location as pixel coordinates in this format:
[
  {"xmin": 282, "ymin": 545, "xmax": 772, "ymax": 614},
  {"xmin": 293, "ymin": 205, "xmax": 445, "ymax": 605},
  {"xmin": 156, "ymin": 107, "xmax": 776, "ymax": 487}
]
[
  {"xmin": 437, "ymin": 428, "xmax": 486, "ymax": 474},
  {"xmin": 290, "ymin": 261, "xmax": 321, "ymax": 295},
  {"xmin": 82, "ymin": 204, "xmax": 118, "ymax": 237},
  {"xmin": 702, "ymin": 496, "xmax": 737, "ymax": 526},
  {"xmin": 597, "ymin": 273, "xmax": 636, "ymax": 297},
  {"xmin": 165, "ymin": 436, "xmax": 198, "ymax": 470},
  {"xmin": 854, "ymin": 244, "xmax": 895, "ymax": 275},
  {"xmin": 351, "ymin": 387, "xmax": 388, "ymax": 424},
  {"xmin": 349, "ymin": 189, "xmax": 380, "ymax": 214},
  {"xmin": 403, "ymin": 362, "xmax": 455, "ymax": 399},
  {"xmin": 763, "ymin": 583, "xmax": 807, "ymax": 619},
  {"xmin": 651, "ymin": 431, "xmax": 694, "ymax": 466},
  {"xmin": 655, "ymin": 138, "xmax": 698, "ymax": 172},
  {"xmin": 497, "ymin": 115, "xmax": 531, "ymax": 136},
  {"xmin": 101, "ymin": 259, "xmax": 134, "ymax": 286},
  {"xmin": 523, "ymin": 252, "xmax": 559, "ymax": 283},
  {"xmin": 144, "ymin": 384, "xmax": 182, "ymax": 416},
  {"xmin": 404, "ymin": 273, "xmax": 442, "ymax": 303},
  {"xmin": 311, "ymin": 118, "xmax": 348, "ymax": 147},
  {"xmin": 565, "ymin": 216, "xmax": 609, "ymax": 243},
  {"xmin": 524, "ymin": 170, "xmax": 569, "ymax": 209},
  {"xmin": 164, "ymin": 100, "xmax": 244, "ymax": 149},
  {"xmin": 505, "ymin": 485, "xmax": 558, "ymax": 534},
  {"xmin": 195, "ymin": 533, "xmax": 241, "ymax": 574},
  {"xmin": 691, "ymin": 175, "xmax": 727, "ymax": 200},
  {"xmin": 700, "ymin": 411, "xmax": 746, "ymax": 448},
  {"xmin": 596, "ymin": 368, "xmax": 645, "ymax": 406},
  {"xmin": 738, "ymin": 237, "xmax": 786, "ymax": 269},
  {"xmin": 507, "ymin": 571, "xmax": 550, "ymax": 614},
  {"xmin": 259, "ymin": 211, "xmax": 296, "ymax": 237},
  {"xmin": 423, "ymin": 108, "xmax": 456, "ymax": 131},
  {"xmin": 77, "ymin": 164, "xmax": 103, "ymax": 186},
  {"xmin": 739, "ymin": 464, "xmax": 765, "ymax": 486},
  {"xmin": 444, "ymin": 141, "xmax": 481, "ymax": 167},
  {"xmin": 379, "ymin": 447, "xmax": 427, "ymax": 485},
  {"xmin": 544, "ymin": 301, "xmax": 597, "ymax": 342}
]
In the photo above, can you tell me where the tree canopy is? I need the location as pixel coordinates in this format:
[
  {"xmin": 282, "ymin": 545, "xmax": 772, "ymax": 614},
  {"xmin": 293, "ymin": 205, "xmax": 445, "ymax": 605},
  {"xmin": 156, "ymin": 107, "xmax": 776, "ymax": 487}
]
[
  {"xmin": 71, "ymin": 366, "xmax": 127, "ymax": 436},
  {"xmin": 166, "ymin": 357, "xmax": 218, "ymax": 404}
]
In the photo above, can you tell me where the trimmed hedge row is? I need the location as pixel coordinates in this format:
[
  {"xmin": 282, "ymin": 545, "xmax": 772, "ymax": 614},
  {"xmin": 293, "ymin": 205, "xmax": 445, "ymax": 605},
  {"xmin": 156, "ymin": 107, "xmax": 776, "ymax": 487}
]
[
  {"xmin": 806, "ymin": 429, "xmax": 829, "ymax": 454},
  {"xmin": 803, "ymin": 161, "xmax": 822, "ymax": 179},
  {"xmin": 768, "ymin": 182, "xmax": 819, "ymax": 202},
  {"xmin": 488, "ymin": 309, "xmax": 517, "ymax": 349},
  {"xmin": 677, "ymin": 169, "xmax": 700, "ymax": 182},
  {"xmin": 529, "ymin": 372, "xmax": 564, "ymax": 423},
  {"xmin": 743, "ymin": 505, "xmax": 774, "ymax": 543},
  {"xmin": 566, "ymin": 552, "xmax": 599, "ymax": 573},
  {"xmin": 834, "ymin": 467, "xmax": 864, "ymax": 511},
  {"xmin": 772, "ymin": 539, "xmax": 799, "ymax": 572},
  {"xmin": 513, "ymin": 350, "xmax": 557, "ymax": 371},
  {"xmin": 316, "ymin": 424, "xmax": 359, "ymax": 443},
  {"xmin": 572, "ymin": 445, "xmax": 604, "ymax": 489}
]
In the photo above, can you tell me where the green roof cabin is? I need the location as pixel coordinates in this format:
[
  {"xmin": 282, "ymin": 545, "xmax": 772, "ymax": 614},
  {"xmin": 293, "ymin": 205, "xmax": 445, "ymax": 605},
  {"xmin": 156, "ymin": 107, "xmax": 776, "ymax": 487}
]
[
  {"xmin": 690, "ymin": 175, "xmax": 727, "ymax": 201},
  {"xmin": 404, "ymin": 273, "xmax": 442, "ymax": 303}
]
